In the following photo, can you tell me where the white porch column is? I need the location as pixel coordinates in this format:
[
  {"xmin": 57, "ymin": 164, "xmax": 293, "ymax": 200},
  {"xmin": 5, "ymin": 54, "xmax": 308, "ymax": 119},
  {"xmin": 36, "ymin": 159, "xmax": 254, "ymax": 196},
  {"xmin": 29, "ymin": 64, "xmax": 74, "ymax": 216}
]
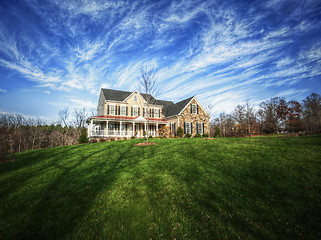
[
  {"xmin": 133, "ymin": 122, "xmax": 135, "ymax": 136},
  {"xmin": 156, "ymin": 122, "xmax": 158, "ymax": 136},
  {"xmin": 89, "ymin": 119, "xmax": 93, "ymax": 137},
  {"xmin": 144, "ymin": 122, "xmax": 147, "ymax": 136},
  {"xmin": 106, "ymin": 120, "xmax": 109, "ymax": 137},
  {"xmin": 120, "ymin": 121, "xmax": 122, "ymax": 136}
]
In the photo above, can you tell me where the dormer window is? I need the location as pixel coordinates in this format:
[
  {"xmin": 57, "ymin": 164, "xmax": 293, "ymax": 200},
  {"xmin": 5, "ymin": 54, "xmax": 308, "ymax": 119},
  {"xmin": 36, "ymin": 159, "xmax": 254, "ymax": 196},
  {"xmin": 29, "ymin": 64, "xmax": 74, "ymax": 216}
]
[{"xmin": 134, "ymin": 95, "xmax": 137, "ymax": 102}]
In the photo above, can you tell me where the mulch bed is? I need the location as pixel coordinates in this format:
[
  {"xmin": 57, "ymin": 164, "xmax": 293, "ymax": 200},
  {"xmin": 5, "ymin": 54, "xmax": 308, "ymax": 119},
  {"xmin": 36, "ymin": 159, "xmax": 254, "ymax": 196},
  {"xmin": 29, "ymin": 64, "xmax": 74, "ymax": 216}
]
[
  {"xmin": 203, "ymin": 138, "xmax": 215, "ymax": 140},
  {"xmin": 134, "ymin": 142, "xmax": 158, "ymax": 146}
]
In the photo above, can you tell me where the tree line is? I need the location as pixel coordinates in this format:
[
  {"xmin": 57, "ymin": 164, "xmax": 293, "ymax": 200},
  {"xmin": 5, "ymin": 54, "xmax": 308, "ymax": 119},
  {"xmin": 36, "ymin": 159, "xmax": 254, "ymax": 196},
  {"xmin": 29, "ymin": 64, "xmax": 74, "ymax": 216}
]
[
  {"xmin": 210, "ymin": 93, "xmax": 321, "ymax": 137},
  {"xmin": 1, "ymin": 93, "xmax": 320, "ymax": 159},
  {"xmin": 0, "ymin": 108, "xmax": 93, "ymax": 159}
]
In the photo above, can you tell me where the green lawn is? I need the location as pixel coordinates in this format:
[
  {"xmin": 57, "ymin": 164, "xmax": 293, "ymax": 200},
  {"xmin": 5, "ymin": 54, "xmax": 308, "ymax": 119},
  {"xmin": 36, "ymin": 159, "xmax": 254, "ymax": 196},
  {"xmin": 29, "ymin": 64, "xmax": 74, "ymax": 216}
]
[{"xmin": 0, "ymin": 136, "xmax": 320, "ymax": 239}]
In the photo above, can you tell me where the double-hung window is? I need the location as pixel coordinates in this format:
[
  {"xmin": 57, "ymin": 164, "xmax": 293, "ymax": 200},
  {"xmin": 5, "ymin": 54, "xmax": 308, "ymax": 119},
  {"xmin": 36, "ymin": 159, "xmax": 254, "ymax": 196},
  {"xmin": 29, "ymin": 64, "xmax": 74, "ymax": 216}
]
[
  {"xmin": 120, "ymin": 105, "xmax": 126, "ymax": 116},
  {"xmin": 185, "ymin": 122, "xmax": 191, "ymax": 134},
  {"xmin": 197, "ymin": 123, "xmax": 203, "ymax": 135},
  {"xmin": 133, "ymin": 106, "xmax": 138, "ymax": 116},
  {"xmin": 192, "ymin": 104, "xmax": 197, "ymax": 114},
  {"xmin": 109, "ymin": 104, "xmax": 115, "ymax": 115},
  {"xmin": 154, "ymin": 108, "xmax": 159, "ymax": 118}
]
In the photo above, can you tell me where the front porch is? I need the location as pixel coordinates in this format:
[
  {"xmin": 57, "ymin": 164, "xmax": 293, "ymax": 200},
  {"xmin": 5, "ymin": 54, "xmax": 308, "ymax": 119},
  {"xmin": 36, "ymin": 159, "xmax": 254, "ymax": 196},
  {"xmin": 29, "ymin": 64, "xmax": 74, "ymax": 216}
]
[{"xmin": 88, "ymin": 116, "xmax": 166, "ymax": 138}]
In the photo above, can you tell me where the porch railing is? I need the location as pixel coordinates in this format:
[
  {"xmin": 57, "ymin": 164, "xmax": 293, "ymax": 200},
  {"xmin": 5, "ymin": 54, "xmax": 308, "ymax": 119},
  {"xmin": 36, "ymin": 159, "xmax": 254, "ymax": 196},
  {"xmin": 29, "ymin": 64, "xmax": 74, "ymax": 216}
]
[{"xmin": 89, "ymin": 130, "xmax": 159, "ymax": 138}]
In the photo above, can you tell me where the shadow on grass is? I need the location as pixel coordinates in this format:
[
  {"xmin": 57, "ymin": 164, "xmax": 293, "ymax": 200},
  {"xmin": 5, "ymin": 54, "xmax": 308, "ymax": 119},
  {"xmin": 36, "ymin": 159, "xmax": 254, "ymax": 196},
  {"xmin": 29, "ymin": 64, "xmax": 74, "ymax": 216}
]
[
  {"xmin": 143, "ymin": 138, "xmax": 321, "ymax": 239},
  {"xmin": 0, "ymin": 141, "xmax": 146, "ymax": 240}
]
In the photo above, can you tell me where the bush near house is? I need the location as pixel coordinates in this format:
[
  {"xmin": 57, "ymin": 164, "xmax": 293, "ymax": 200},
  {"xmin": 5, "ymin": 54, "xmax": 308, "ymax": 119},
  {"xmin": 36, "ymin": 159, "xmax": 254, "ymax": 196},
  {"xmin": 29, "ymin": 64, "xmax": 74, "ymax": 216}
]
[
  {"xmin": 176, "ymin": 127, "xmax": 184, "ymax": 138},
  {"xmin": 185, "ymin": 133, "xmax": 192, "ymax": 138},
  {"xmin": 1, "ymin": 136, "xmax": 320, "ymax": 239}
]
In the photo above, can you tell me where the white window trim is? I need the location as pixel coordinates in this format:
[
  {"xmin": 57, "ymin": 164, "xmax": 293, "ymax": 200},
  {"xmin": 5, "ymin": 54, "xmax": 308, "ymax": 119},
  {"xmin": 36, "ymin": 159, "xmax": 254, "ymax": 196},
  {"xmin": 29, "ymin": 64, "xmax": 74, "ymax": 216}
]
[
  {"xmin": 120, "ymin": 105, "xmax": 126, "ymax": 116},
  {"xmin": 192, "ymin": 104, "xmax": 197, "ymax": 114},
  {"xmin": 154, "ymin": 108, "xmax": 159, "ymax": 118},
  {"xmin": 186, "ymin": 122, "xmax": 191, "ymax": 134},
  {"xmin": 133, "ymin": 106, "xmax": 139, "ymax": 117},
  {"xmin": 109, "ymin": 104, "xmax": 115, "ymax": 115},
  {"xmin": 198, "ymin": 123, "xmax": 203, "ymax": 135}
]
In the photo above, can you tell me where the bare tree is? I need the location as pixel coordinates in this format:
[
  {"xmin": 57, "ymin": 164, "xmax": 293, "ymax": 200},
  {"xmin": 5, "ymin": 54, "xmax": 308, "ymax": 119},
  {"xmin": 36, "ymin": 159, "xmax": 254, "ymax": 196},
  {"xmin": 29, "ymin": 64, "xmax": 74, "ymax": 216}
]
[
  {"xmin": 218, "ymin": 113, "xmax": 228, "ymax": 137},
  {"xmin": 205, "ymin": 103, "xmax": 214, "ymax": 117},
  {"xmin": 57, "ymin": 108, "xmax": 69, "ymax": 128},
  {"xmin": 57, "ymin": 108, "xmax": 69, "ymax": 146},
  {"xmin": 245, "ymin": 101, "xmax": 256, "ymax": 137},
  {"xmin": 232, "ymin": 105, "xmax": 246, "ymax": 136},
  {"xmin": 73, "ymin": 108, "xmax": 88, "ymax": 129},
  {"xmin": 138, "ymin": 65, "xmax": 161, "ymax": 143}
]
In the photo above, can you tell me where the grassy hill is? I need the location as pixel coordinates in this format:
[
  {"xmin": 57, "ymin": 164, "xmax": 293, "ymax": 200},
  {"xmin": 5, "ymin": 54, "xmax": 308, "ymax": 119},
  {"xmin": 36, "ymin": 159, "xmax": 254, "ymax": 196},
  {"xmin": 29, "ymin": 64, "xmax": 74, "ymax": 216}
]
[{"xmin": 0, "ymin": 136, "xmax": 320, "ymax": 239}]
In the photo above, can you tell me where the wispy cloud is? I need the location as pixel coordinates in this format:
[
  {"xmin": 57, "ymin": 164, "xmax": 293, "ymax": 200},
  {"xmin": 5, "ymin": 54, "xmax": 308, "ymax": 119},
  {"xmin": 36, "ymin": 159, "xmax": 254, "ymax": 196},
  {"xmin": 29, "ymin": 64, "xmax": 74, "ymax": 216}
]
[{"xmin": 0, "ymin": 0, "xmax": 320, "ymax": 119}]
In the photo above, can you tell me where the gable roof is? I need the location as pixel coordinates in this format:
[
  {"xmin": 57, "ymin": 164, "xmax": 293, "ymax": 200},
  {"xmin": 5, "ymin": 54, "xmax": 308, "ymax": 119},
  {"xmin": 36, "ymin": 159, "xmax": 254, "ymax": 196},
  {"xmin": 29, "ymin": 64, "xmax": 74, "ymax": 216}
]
[
  {"xmin": 164, "ymin": 96, "xmax": 194, "ymax": 117},
  {"xmin": 100, "ymin": 88, "xmax": 197, "ymax": 117},
  {"xmin": 101, "ymin": 89, "xmax": 132, "ymax": 101},
  {"xmin": 102, "ymin": 89, "xmax": 156, "ymax": 103}
]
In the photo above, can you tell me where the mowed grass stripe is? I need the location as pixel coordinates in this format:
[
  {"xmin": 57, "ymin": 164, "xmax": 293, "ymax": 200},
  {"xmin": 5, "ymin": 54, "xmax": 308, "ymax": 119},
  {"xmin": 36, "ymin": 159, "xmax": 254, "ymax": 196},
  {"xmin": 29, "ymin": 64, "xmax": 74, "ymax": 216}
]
[{"xmin": 0, "ymin": 136, "xmax": 320, "ymax": 239}]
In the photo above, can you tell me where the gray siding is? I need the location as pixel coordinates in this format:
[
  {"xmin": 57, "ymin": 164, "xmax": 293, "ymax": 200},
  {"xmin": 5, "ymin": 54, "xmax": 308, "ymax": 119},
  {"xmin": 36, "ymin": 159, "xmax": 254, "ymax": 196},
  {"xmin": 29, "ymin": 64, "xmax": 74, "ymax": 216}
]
[{"xmin": 97, "ymin": 91, "xmax": 106, "ymax": 116}]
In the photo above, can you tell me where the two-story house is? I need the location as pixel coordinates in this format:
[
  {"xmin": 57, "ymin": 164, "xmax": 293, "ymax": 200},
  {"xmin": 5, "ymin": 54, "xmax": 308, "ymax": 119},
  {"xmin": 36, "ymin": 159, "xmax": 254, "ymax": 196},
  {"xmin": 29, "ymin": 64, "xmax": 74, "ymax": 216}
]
[{"xmin": 87, "ymin": 89, "xmax": 210, "ymax": 138}]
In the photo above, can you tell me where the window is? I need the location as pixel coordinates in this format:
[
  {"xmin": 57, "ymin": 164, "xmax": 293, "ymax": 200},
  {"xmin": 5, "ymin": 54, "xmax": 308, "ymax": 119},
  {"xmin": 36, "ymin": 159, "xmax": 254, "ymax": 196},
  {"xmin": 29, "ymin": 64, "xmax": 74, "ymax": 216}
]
[
  {"xmin": 154, "ymin": 108, "xmax": 159, "ymax": 118},
  {"xmin": 192, "ymin": 104, "xmax": 197, "ymax": 114},
  {"xmin": 197, "ymin": 123, "xmax": 203, "ymax": 135},
  {"xmin": 120, "ymin": 105, "xmax": 126, "ymax": 116},
  {"xmin": 133, "ymin": 106, "xmax": 138, "ymax": 116},
  {"xmin": 185, "ymin": 122, "xmax": 191, "ymax": 134},
  {"xmin": 134, "ymin": 95, "xmax": 137, "ymax": 102},
  {"xmin": 170, "ymin": 122, "xmax": 176, "ymax": 135},
  {"xmin": 109, "ymin": 104, "xmax": 115, "ymax": 115}
]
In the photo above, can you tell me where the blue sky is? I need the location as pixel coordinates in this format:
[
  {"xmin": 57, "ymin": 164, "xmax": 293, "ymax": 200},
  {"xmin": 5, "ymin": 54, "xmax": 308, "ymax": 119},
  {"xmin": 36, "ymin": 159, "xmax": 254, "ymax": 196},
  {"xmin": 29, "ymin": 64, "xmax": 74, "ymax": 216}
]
[{"xmin": 0, "ymin": 0, "xmax": 320, "ymax": 123}]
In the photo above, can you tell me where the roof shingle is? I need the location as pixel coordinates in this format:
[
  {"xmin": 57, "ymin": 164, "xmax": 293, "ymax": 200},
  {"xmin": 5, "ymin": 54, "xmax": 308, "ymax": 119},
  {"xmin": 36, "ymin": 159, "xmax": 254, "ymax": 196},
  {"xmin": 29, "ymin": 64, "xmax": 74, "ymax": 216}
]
[{"xmin": 101, "ymin": 88, "xmax": 194, "ymax": 117}]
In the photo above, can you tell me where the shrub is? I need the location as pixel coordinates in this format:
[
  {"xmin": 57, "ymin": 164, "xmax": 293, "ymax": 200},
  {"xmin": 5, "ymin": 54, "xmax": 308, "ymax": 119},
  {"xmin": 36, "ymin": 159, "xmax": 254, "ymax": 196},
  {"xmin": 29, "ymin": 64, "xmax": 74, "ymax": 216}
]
[
  {"xmin": 185, "ymin": 133, "xmax": 192, "ymax": 138},
  {"xmin": 78, "ymin": 128, "xmax": 89, "ymax": 144},
  {"xmin": 91, "ymin": 139, "xmax": 97, "ymax": 143},
  {"xmin": 99, "ymin": 138, "xmax": 106, "ymax": 142},
  {"xmin": 194, "ymin": 133, "xmax": 201, "ymax": 138},
  {"xmin": 149, "ymin": 135, "xmax": 153, "ymax": 139},
  {"xmin": 177, "ymin": 127, "xmax": 183, "ymax": 138},
  {"xmin": 203, "ymin": 133, "xmax": 209, "ymax": 138},
  {"xmin": 131, "ymin": 136, "xmax": 136, "ymax": 140},
  {"xmin": 109, "ymin": 137, "xmax": 115, "ymax": 141}
]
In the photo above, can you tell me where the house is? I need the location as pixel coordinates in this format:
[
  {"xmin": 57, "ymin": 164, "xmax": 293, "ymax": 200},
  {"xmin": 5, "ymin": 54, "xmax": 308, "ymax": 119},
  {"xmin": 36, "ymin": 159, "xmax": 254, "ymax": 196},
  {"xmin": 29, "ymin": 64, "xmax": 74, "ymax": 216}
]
[{"xmin": 87, "ymin": 89, "xmax": 210, "ymax": 138}]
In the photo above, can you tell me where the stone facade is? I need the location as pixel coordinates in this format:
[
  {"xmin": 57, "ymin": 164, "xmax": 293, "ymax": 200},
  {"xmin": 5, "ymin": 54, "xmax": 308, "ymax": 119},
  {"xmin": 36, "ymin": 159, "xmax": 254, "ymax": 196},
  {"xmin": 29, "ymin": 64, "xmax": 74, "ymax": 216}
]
[{"xmin": 177, "ymin": 98, "xmax": 210, "ymax": 136}]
